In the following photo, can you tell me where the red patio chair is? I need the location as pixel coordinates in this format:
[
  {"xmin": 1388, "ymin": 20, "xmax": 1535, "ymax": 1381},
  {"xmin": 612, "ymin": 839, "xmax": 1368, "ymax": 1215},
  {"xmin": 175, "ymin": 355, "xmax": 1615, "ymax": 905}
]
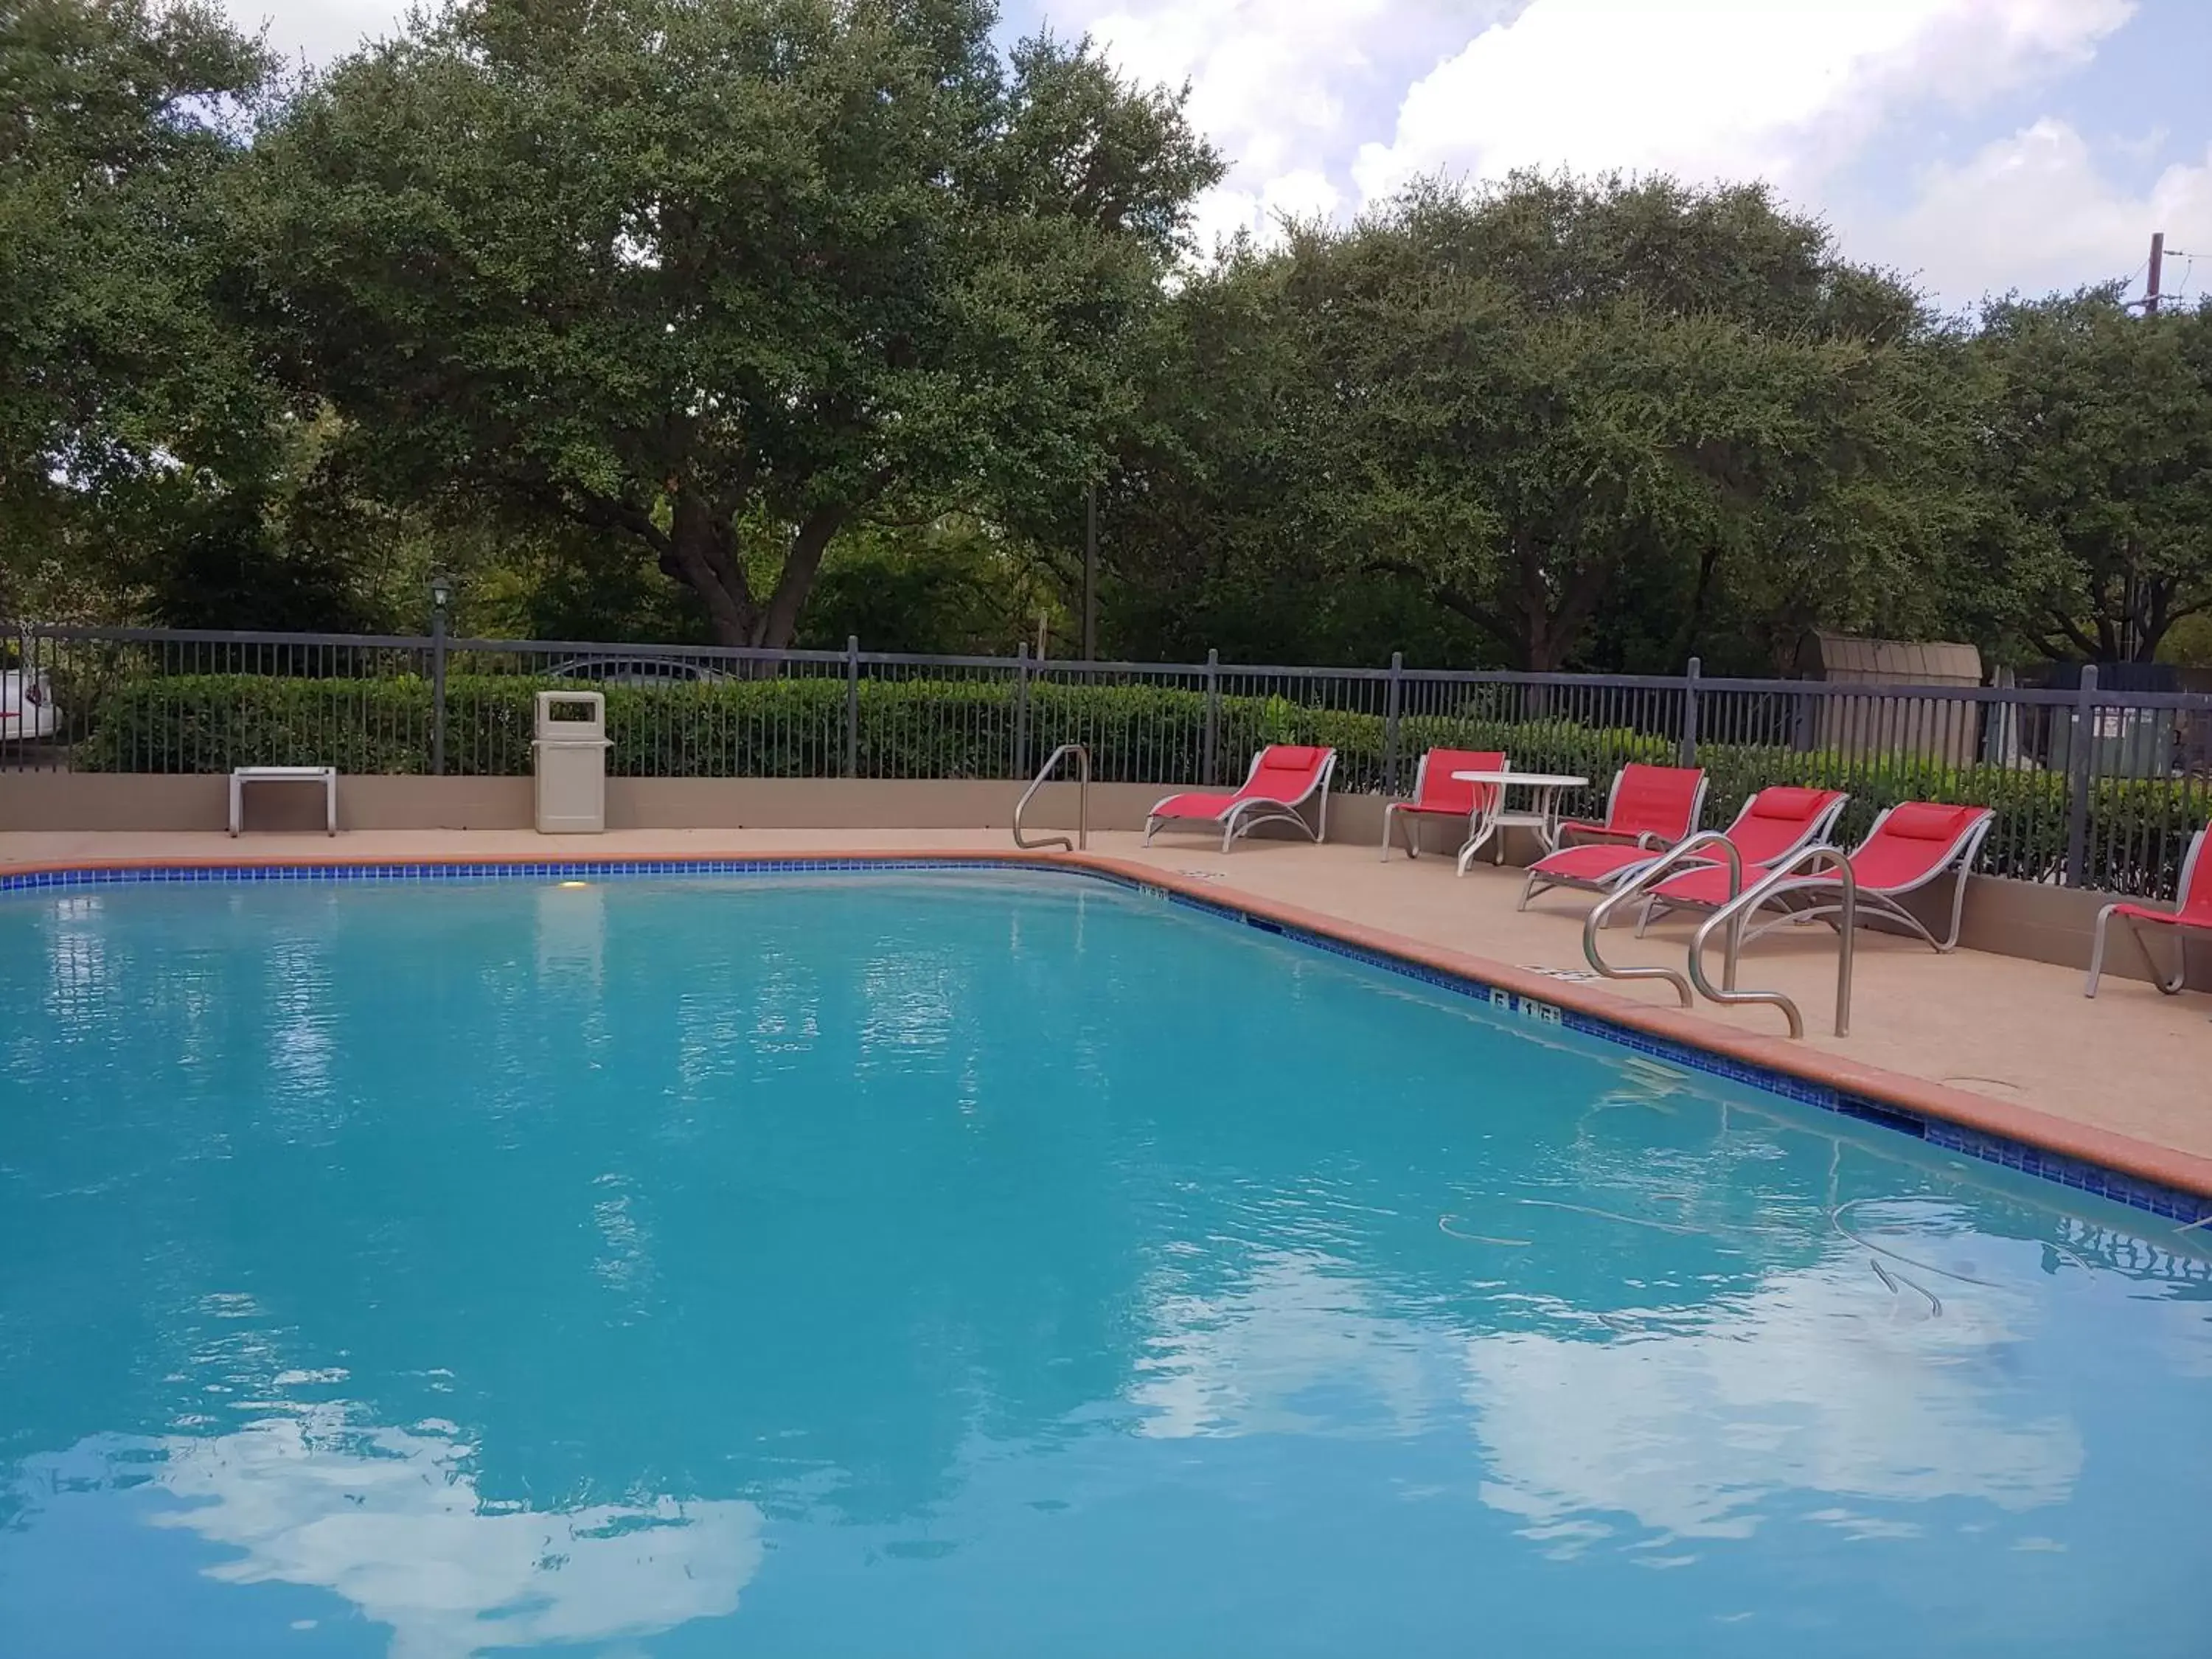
[
  {"xmin": 1520, "ymin": 784, "xmax": 1848, "ymax": 912},
  {"xmin": 1145, "ymin": 745, "xmax": 1338, "ymax": 852},
  {"xmin": 2085, "ymin": 824, "xmax": 2212, "ymax": 997},
  {"xmin": 1557, "ymin": 762, "xmax": 1708, "ymax": 853},
  {"xmin": 1643, "ymin": 801, "xmax": 1994, "ymax": 951},
  {"xmin": 1380, "ymin": 748, "xmax": 1506, "ymax": 862},
  {"xmin": 1506, "ymin": 762, "xmax": 1706, "ymax": 895}
]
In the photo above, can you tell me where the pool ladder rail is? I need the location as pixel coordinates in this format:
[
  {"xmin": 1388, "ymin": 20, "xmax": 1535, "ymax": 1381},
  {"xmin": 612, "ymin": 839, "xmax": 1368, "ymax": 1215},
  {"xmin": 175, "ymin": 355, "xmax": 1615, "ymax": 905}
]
[
  {"xmin": 1012, "ymin": 743, "xmax": 1092, "ymax": 852},
  {"xmin": 1583, "ymin": 835, "xmax": 1858, "ymax": 1039}
]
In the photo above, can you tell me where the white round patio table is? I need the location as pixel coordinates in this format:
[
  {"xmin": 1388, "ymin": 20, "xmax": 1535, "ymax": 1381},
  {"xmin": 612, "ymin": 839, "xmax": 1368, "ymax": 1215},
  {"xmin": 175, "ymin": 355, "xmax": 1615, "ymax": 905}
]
[{"xmin": 1448, "ymin": 771, "xmax": 1590, "ymax": 875}]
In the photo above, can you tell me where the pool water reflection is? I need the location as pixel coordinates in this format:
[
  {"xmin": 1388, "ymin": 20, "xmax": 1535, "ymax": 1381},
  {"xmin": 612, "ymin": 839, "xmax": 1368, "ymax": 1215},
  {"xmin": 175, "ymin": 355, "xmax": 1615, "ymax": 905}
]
[{"xmin": 1, "ymin": 874, "xmax": 2208, "ymax": 1657}]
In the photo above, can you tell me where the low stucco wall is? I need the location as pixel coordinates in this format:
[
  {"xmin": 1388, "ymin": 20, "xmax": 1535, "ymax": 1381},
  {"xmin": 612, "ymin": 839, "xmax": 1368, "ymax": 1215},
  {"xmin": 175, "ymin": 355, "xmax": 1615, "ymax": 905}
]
[
  {"xmin": 0, "ymin": 773, "xmax": 535, "ymax": 832},
  {"xmin": 606, "ymin": 777, "xmax": 1172, "ymax": 832},
  {"xmin": 0, "ymin": 773, "xmax": 1365, "ymax": 837},
  {"xmin": 1, "ymin": 771, "xmax": 2202, "ymax": 987},
  {"xmin": 1954, "ymin": 871, "xmax": 2212, "ymax": 988}
]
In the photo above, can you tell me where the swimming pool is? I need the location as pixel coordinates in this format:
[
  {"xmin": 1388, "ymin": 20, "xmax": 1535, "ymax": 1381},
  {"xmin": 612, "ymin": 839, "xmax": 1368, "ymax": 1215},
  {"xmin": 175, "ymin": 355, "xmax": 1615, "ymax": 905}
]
[{"xmin": 1, "ymin": 867, "xmax": 2208, "ymax": 1656}]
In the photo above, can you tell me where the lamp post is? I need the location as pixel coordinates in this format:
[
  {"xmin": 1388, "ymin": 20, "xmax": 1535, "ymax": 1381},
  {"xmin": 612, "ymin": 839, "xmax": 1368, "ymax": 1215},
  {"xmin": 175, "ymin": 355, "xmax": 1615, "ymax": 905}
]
[
  {"xmin": 1082, "ymin": 484, "xmax": 1097, "ymax": 663},
  {"xmin": 428, "ymin": 573, "xmax": 453, "ymax": 776}
]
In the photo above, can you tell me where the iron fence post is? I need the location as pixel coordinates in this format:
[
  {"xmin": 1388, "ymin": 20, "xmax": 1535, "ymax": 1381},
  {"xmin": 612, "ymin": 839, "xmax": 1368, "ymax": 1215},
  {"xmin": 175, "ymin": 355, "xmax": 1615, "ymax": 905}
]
[
  {"xmin": 1203, "ymin": 649, "xmax": 1220, "ymax": 786},
  {"xmin": 1014, "ymin": 641, "xmax": 1031, "ymax": 779},
  {"xmin": 430, "ymin": 608, "xmax": 448, "ymax": 776},
  {"xmin": 1680, "ymin": 655, "xmax": 1701, "ymax": 768},
  {"xmin": 1383, "ymin": 652, "xmax": 1405, "ymax": 796},
  {"xmin": 2064, "ymin": 664, "xmax": 2098, "ymax": 887},
  {"xmin": 844, "ymin": 636, "xmax": 860, "ymax": 778}
]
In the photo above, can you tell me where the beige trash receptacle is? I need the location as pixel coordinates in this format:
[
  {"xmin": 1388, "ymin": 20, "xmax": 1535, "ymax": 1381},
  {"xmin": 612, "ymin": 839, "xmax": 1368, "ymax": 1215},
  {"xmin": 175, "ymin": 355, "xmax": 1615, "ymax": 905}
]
[{"xmin": 533, "ymin": 691, "xmax": 611, "ymax": 833}]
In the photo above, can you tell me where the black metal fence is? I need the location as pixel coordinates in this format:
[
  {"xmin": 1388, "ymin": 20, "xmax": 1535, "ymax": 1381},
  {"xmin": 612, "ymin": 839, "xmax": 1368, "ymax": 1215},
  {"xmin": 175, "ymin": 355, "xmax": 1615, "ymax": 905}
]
[{"xmin": 4, "ymin": 624, "xmax": 2208, "ymax": 900}]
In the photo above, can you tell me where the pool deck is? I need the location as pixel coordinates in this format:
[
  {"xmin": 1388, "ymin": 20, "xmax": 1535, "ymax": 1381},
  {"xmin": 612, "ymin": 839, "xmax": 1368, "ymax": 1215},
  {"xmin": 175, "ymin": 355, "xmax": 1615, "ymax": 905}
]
[{"xmin": 2, "ymin": 825, "xmax": 2208, "ymax": 1197}]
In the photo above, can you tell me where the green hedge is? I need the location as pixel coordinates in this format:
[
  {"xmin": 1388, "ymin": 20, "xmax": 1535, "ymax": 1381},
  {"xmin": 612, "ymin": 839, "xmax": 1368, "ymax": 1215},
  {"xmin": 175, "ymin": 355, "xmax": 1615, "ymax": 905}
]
[{"xmin": 74, "ymin": 672, "xmax": 2205, "ymax": 894}]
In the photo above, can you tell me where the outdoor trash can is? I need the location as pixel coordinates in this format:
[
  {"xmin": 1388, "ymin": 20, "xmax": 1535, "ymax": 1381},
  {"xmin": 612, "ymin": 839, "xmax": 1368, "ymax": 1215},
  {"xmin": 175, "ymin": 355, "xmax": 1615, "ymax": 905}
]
[{"xmin": 533, "ymin": 691, "xmax": 611, "ymax": 833}]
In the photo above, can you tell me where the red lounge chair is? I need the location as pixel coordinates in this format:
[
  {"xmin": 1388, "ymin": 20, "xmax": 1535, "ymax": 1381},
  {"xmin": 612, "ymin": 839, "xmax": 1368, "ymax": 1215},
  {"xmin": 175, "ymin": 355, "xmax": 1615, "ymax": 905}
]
[
  {"xmin": 1557, "ymin": 762, "xmax": 1709, "ymax": 852},
  {"xmin": 1145, "ymin": 745, "xmax": 1338, "ymax": 852},
  {"xmin": 1380, "ymin": 748, "xmax": 1506, "ymax": 863},
  {"xmin": 1520, "ymin": 784, "xmax": 1848, "ymax": 911},
  {"xmin": 1504, "ymin": 762, "xmax": 1706, "ymax": 894},
  {"xmin": 1644, "ymin": 801, "xmax": 1994, "ymax": 950},
  {"xmin": 2085, "ymin": 825, "xmax": 2212, "ymax": 997}
]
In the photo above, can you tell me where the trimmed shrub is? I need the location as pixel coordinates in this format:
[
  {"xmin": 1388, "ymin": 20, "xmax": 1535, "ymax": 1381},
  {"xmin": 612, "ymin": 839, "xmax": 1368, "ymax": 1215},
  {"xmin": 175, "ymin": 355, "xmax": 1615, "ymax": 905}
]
[{"xmin": 73, "ymin": 671, "xmax": 2205, "ymax": 895}]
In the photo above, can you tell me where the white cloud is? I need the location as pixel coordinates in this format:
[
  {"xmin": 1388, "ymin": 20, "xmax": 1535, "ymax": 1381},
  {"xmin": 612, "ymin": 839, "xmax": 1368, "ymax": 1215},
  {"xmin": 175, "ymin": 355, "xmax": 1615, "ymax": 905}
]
[
  {"xmin": 228, "ymin": 0, "xmax": 2182, "ymax": 301},
  {"xmin": 1077, "ymin": 0, "xmax": 2153, "ymax": 290},
  {"xmin": 1068, "ymin": 0, "xmax": 1505, "ymax": 252},
  {"xmin": 1130, "ymin": 1251, "xmax": 1450, "ymax": 1438},
  {"xmin": 1127, "ymin": 1243, "xmax": 2087, "ymax": 1556},
  {"xmin": 147, "ymin": 1411, "xmax": 765, "ymax": 1659},
  {"xmin": 1352, "ymin": 0, "xmax": 2133, "ymax": 204},
  {"xmin": 1188, "ymin": 169, "xmax": 1346, "ymax": 251},
  {"xmin": 1464, "ymin": 1262, "xmax": 2082, "ymax": 1547},
  {"xmin": 1863, "ymin": 120, "xmax": 2212, "ymax": 304},
  {"xmin": 1085, "ymin": 0, "xmax": 1402, "ymax": 178},
  {"xmin": 229, "ymin": 0, "xmax": 403, "ymax": 68}
]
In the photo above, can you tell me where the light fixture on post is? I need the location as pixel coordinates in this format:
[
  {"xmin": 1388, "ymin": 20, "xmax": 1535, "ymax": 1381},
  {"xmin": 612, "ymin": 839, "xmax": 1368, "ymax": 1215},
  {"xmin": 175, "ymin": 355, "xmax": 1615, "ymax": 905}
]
[{"xmin": 428, "ymin": 572, "xmax": 455, "ymax": 776}]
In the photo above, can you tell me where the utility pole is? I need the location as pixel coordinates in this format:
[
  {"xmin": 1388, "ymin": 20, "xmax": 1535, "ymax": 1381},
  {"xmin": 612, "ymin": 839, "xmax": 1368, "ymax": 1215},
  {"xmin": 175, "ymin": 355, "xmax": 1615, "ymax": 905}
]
[
  {"xmin": 1082, "ymin": 483, "xmax": 1098, "ymax": 662},
  {"xmin": 2146, "ymin": 231, "xmax": 2165, "ymax": 316}
]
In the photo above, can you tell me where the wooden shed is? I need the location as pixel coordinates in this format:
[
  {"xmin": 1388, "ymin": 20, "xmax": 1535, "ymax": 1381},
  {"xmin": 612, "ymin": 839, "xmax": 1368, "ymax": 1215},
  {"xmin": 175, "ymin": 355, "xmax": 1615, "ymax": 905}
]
[{"xmin": 1796, "ymin": 632, "xmax": 1984, "ymax": 768}]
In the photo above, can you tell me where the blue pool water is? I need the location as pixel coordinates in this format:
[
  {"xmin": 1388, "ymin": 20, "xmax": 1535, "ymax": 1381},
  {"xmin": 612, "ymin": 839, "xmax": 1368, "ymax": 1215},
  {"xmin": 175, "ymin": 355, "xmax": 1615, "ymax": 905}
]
[{"xmin": 1, "ymin": 870, "xmax": 2209, "ymax": 1657}]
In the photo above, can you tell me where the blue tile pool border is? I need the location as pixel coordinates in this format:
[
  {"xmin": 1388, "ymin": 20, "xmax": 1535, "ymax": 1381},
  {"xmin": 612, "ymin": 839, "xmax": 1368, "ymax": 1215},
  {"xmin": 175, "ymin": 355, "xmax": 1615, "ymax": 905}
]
[
  {"xmin": 0, "ymin": 857, "xmax": 1015, "ymax": 890},
  {"xmin": 6, "ymin": 853, "xmax": 2207, "ymax": 1227}
]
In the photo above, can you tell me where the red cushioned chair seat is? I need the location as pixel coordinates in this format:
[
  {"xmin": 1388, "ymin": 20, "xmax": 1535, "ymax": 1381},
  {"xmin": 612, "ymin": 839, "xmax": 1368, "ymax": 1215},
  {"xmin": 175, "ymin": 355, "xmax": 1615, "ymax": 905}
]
[
  {"xmin": 1649, "ymin": 860, "xmax": 1741, "ymax": 907},
  {"xmin": 1150, "ymin": 790, "xmax": 1238, "ymax": 820},
  {"xmin": 1402, "ymin": 749, "xmax": 1506, "ymax": 817},
  {"xmin": 2111, "ymin": 902, "xmax": 2212, "ymax": 927},
  {"xmin": 1725, "ymin": 788, "xmax": 1846, "ymax": 865}
]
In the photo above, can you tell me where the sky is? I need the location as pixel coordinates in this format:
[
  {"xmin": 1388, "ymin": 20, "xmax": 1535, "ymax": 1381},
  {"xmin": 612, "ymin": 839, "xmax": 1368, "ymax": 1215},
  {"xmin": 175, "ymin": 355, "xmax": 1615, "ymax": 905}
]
[{"xmin": 231, "ymin": 0, "xmax": 2212, "ymax": 313}]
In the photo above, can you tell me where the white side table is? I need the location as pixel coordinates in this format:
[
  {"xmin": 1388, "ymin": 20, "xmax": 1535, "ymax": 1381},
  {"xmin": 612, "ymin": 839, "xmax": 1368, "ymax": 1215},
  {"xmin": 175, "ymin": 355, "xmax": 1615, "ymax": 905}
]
[
  {"xmin": 230, "ymin": 766, "xmax": 338, "ymax": 836},
  {"xmin": 1448, "ymin": 771, "xmax": 1590, "ymax": 874}
]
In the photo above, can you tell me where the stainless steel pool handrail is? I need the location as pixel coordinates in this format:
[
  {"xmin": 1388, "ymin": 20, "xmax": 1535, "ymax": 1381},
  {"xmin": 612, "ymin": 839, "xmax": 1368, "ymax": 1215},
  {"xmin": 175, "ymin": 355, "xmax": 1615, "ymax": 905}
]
[
  {"xmin": 1687, "ymin": 843, "xmax": 1858, "ymax": 1038},
  {"xmin": 1012, "ymin": 743, "xmax": 1092, "ymax": 852},
  {"xmin": 1581, "ymin": 831, "xmax": 1744, "ymax": 1008}
]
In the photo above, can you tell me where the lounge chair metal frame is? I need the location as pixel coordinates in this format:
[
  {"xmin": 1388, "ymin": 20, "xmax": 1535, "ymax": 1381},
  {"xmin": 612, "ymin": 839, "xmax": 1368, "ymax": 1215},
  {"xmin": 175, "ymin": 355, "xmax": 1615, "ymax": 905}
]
[
  {"xmin": 1623, "ymin": 788, "xmax": 1850, "ymax": 931},
  {"xmin": 2084, "ymin": 825, "xmax": 2210, "ymax": 998},
  {"xmin": 1649, "ymin": 805, "xmax": 1994, "ymax": 953},
  {"xmin": 1144, "ymin": 747, "xmax": 1338, "ymax": 853}
]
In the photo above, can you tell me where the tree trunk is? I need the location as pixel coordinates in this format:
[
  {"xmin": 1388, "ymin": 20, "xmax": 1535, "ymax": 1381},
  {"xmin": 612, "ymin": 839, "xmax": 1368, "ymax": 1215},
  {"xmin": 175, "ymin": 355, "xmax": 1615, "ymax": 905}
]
[
  {"xmin": 1366, "ymin": 540, "xmax": 1611, "ymax": 671},
  {"xmin": 663, "ymin": 493, "xmax": 757, "ymax": 647},
  {"xmin": 757, "ymin": 507, "xmax": 848, "ymax": 650},
  {"xmin": 1514, "ymin": 537, "xmax": 1614, "ymax": 672},
  {"xmin": 655, "ymin": 496, "xmax": 855, "ymax": 650},
  {"xmin": 1665, "ymin": 546, "xmax": 1723, "ymax": 671}
]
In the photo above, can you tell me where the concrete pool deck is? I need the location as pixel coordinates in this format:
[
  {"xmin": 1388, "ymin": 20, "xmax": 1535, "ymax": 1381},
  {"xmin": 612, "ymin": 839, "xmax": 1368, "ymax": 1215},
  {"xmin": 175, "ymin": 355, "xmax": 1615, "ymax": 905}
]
[{"xmin": 2, "ymin": 824, "xmax": 2207, "ymax": 1196}]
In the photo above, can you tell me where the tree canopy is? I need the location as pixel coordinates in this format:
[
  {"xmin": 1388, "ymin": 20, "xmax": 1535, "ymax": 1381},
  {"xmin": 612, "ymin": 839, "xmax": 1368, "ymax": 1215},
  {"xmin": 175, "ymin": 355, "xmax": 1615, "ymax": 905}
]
[
  {"xmin": 7, "ymin": 0, "xmax": 2211, "ymax": 672},
  {"xmin": 0, "ymin": 0, "xmax": 271, "ymax": 607},
  {"xmin": 1970, "ymin": 290, "xmax": 2212, "ymax": 663},
  {"xmin": 1100, "ymin": 177, "xmax": 1984, "ymax": 671},
  {"xmin": 237, "ymin": 0, "xmax": 1219, "ymax": 648}
]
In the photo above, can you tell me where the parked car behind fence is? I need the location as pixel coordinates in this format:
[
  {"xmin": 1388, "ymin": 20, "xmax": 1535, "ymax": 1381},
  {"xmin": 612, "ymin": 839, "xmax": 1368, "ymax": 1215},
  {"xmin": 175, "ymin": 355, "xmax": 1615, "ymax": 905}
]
[
  {"xmin": 545, "ymin": 656, "xmax": 728, "ymax": 686},
  {"xmin": 0, "ymin": 668, "xmax": 58, "ymax": 741}
]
